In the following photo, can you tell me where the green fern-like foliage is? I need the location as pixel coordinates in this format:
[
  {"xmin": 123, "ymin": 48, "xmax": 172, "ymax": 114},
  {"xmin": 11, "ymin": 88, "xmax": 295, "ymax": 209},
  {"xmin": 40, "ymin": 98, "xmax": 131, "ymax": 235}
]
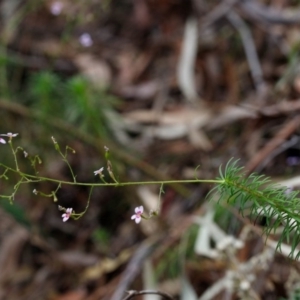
[{"xmin": 212, "ymin": 160, "xmax": 300, "ymax": 258}]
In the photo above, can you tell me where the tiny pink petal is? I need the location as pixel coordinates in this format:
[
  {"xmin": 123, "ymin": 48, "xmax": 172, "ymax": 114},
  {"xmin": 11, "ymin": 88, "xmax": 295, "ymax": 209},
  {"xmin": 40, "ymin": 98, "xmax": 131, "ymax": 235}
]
[
  {"xmin": 135, "ymin": 206, "xmax": 143, "ymax": 214},
  {"xmin": 62, "ymin": 214, "xmax": 69, "ymax": 222},
  {"xmin": 0, "ymin": 138, "xmax": 6, "ymax": 144},
  {"xmin": 135, "ymin": 216, "xmax": 141, "ymax": 224}
]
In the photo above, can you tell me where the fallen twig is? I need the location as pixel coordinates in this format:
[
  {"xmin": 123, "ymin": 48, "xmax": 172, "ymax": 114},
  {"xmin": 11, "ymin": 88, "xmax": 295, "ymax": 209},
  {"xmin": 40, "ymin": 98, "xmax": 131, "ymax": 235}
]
[
  {"xmin": 245, "ymin": 116, "xmax": 300, "ymax": 174},
  {"xmin": 240, "ymin": 0, "xmax": 300, "ymax": 25},
  {"xmin": 122, "ymin": 290, "xmax": 174, "ymax": 300},
  {"xmin": 227, "ymin": 11, "xmax": 266, "ymax": 95}
]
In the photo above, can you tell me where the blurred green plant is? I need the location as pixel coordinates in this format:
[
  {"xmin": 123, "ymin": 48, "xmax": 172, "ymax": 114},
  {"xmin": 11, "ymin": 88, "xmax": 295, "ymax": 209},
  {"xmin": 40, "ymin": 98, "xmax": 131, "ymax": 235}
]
[
  {"xmin": 155, "ymin": 224, "xmax": 198, "ymax": 280},
  {"xmin": 26, "ymin": 71, "xmax": 120, "ymax": 139},
  {"xmin": 92, "ymin": 227, "xmax": 111, "ymax": 253}
]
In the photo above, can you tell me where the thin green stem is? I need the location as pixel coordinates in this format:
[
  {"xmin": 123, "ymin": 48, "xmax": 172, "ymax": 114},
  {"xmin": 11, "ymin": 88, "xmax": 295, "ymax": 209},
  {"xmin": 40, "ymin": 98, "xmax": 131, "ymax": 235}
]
[
  {"xmin": 0, "ymin": 163, "xmax": 223, "ymax": 188},
  {"xmin": 62, "ymin": 155, "xmax": 77, "ymax": 183},
  {"xmin": 73, "ymin": 186, "xmax": 94, "ymax": 219},
  {"xmin": 9, "ymin": 140, "xmax": 19, "ymax": 172}
]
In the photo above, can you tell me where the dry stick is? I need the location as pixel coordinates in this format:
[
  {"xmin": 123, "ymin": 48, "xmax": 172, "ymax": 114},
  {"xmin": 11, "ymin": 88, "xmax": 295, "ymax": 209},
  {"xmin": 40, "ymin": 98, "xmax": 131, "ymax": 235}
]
[
  {"xmin": 122, "ymin": 290, "xmax": 174, "ymax": 300},
  {"xmin": 245, "ymin": 116, "xmax": 300, "ymax": 175},
  {"xmin": 198, "ymin": 0, "xmax": 239, "ymax": 28},
  {"xmin": 111, "ymin": 235, "xmax": 164, "ymax": 300},
  {"xmin": 0, "ymin": 100, "xmax": 190, "ymax": 197},
  {"xmin": 226, "ymin": 11, "xmax": 266, "ymax": 95},
  {"xmin": 239, "ymin": 0, "xmax": 300, "ymax": 25},
  {"xmin": 260, "ymin": 99, "xmax": 300, "ymax": 117},
  {"xmin": 254, "ymin": 136, "xmax": 300, "ymax": 174}
]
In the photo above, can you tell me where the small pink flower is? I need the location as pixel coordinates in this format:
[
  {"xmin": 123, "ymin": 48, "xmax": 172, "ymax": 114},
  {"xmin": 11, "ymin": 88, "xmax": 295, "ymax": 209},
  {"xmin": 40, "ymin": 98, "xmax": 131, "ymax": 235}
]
[
  {"xmin": 0, "ymin": 138, "xmax": 6, "ymax": 144},
  {"xmin": 131, "ymin": 206, "xmax": 144, "ymax": 224},
  {"xmin": 79, "ymin": 33, "xmax": 93, "ymax": 47},
  {"xmin": 50, "ymin": 1, "xmax": 63, "ymax": 15},
  {"xmin": 94, "ymin": 167, "xmax": 104, "ymax": 176},
  {"xmin": 62, "ymin": 208, "xmax": 73, "ymax": 222}
]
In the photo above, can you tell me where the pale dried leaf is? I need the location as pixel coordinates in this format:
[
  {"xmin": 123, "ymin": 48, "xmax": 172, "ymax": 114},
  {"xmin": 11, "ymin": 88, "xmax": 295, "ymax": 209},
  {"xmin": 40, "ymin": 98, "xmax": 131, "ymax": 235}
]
[
  {"xmin": 181, "ymin": 274, "xmax": 197, "ymax": 300},
  {"xmin": 188, "ymin": 128, "xmax": 212, "ymax": 150},
  {"xmin": 206, "ymin": 105, "xmax": 257, "ymax": 130},
  {"xmin": 177, "ymin": 17, "xmax": 201, "ymax": 104},
  {"xmin": 137, "ymin": 186, "xmax": 158, "ymax": 212},
  {"xmin": 75, "ymin": 54, "xmax": 112, "ymax": 87},
  {"xmin": 143, "ymin": 259, "xmax": 159, "ymax": 300},
  {"xmin": 277, "ymin": 176, "xmax": 300, "ymax": 188},
  {"xmin": 124, "ymin": 107, "xmax": 212, "ymax": 126}
]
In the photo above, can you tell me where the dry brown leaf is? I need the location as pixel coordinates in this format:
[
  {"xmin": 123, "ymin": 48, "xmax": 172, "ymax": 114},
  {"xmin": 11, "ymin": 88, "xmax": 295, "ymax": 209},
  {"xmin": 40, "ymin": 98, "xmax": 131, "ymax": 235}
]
[
  {"xmin": 82, "ymin": 248, "xmax": 132, "ymax": 281},
  {"xmin": 120, "ymin": 81, "xmax": 159, "ymax": 100},
  {"xmin": 56, "ymin": 251, "xmax": 98, "ymax": 268},
  {"xmin": 35, "ymin": 39, "xmax": 72, "ymax": 57},
  {"xmin": 0, "ymin": 227, "xmax": 29, "ymax": 284},
  {"xmin": 52, "ymin": 289, "xmax": 87, "ymax": 300},
  {"xmin": 124, "ymin": 106, "xmax": 213, "ymax": 149}
]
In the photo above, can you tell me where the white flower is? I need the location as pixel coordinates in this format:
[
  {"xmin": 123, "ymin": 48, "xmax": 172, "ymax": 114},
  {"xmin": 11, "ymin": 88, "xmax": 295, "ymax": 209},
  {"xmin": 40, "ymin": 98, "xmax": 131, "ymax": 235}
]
[
  {"xmin": 33, "ymin": 189, "xmax": 38, "ymax": 195},
  {"xmin": 0, "ymin": 138, "xmax": 6, "ymax": 144},
  {"xmin": 24, "ymin": 151, "xmax": 28, "ymax": 158},
  {"xmin": 79, "ymin": 33, "xmax": 93, "ymax": 47},
  {"xmin": 131, "ymin": 206, "xmax": 144, "ymax": 224},
  {"xmin": 94, "ymin": 167, "xmax": 104, "ymax": 176},
  {"xmin": 0, "ymin": 133, "xmax": 18, "ymax": 138},
  {"xmin": 240, "ymin": 280, "xmax": 250, "ymax": 291},
  {"xmin": 62, "ymin": 208, "xmax": 73, "ymax": 222}
]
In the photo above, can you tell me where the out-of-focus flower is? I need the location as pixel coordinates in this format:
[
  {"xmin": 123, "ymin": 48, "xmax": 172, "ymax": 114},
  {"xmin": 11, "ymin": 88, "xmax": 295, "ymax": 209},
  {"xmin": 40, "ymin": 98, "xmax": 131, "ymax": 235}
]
[
  {"xmin": 0, "ymin": 133, "xmax": 18, "ymax": 138},
  {"xmin": 240, "ymin": 280, "xmax": 250, "ymax": 291},
  {"xmin": 286, "ymin": 156, "xmax": 300, "ymax": 166},
  {"xmin": 50, "ymin": 1, "xmax": 63, "ymax": 15},
  {"xmin": 33, "ymin": 189, "xmax": 38, "ymax": 195},
  {"xmin": 94, "ymin": 167, "xmax": 104, "ymax": 176},
  {"xmin": 0, "ymin": 138, "xmax": 6, "ymax": 144},
  {"xmin": 62, "ymin": 208, "xmax": 73, "ymax": 222},
  {"xmin": 24, "ymin": 151, "xmax": 28, "ymax": 158},
  {"xmin": 79, "ymin": 33, "xmax": 93, "ymax": 47},
  {"xmin": 131, "ymin": 206, "xmax": 144, "ymax": 224}
]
